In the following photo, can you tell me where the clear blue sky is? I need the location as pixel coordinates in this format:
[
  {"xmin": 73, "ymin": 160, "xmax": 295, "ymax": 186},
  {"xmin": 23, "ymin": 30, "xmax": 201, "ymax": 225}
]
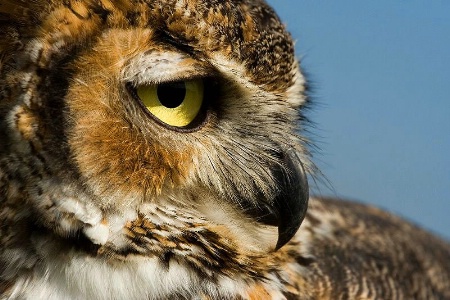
[{"xmin": 266, "ymin": 1, "xmax": 450, "ymax": 240}]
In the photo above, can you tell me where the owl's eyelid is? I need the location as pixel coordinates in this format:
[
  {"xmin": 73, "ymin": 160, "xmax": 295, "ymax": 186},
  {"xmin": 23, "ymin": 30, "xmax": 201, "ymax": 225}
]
[
  {"xmin": 128, "ymin": 75, "xmax": 212, "ymax": 87},
  {"xmin": 124, "ymin": 74, "xmax": 219, "ymax": 92},
  {"xmin": 122, "ymin": 51, "xmax": 217, "ymax": 87}
]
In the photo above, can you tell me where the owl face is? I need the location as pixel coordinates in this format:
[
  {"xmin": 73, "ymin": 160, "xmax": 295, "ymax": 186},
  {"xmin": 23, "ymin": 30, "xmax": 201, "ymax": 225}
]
[{"xmin": 0, "ymin": 0, "xmax": 309, "ymax": 269}]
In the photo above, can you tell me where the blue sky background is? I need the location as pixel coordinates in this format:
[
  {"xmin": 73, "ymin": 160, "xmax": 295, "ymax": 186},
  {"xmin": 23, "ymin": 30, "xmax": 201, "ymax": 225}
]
[{"xmin": 266, "ymin": 1, "xmax": 450, "ymax": 240}]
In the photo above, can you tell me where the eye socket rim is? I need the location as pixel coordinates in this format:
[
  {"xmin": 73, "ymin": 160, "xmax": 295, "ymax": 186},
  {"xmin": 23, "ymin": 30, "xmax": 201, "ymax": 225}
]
[{"xmin": 126, "ymin": 78, "xmax": 214, "ymax": 133}]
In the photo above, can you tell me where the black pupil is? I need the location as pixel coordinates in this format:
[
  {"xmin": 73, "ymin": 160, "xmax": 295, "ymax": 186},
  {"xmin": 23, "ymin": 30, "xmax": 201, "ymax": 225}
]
[{"xmin": 157, "ymin": 81, "xmax": 186, "ymax": 108}]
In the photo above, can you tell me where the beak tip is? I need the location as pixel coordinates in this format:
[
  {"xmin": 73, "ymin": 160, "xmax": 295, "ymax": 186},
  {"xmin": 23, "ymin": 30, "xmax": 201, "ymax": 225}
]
[
  {"xmin": 274, "ymin": 197, "xmax": 309, "ymax": 250},
  {"xmin": 273, "ymin": 156, "xmax": 310, "ymax": 250}
]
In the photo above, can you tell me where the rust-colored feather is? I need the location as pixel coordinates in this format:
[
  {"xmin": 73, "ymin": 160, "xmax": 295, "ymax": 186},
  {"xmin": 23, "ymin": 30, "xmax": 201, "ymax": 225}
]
[{"xmin": 0, "ymin": 1, "xmax": 449, "ymax": 299}]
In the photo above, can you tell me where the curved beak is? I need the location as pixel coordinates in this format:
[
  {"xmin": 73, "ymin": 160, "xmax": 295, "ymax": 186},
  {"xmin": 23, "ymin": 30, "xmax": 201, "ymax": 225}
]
[
  {"xmin": 272, "ymin": 153, "xmax": 309, "ymax": 249},
  {"xmin": 243, "ymin": 151, "xmax": 309, "ymax": 250}
]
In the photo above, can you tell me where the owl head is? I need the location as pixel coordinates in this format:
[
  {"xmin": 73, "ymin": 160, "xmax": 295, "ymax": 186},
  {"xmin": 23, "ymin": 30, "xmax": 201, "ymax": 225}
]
[{"xmin": 0, "ymin": 0, "xmax": 311, "ymax": 264}]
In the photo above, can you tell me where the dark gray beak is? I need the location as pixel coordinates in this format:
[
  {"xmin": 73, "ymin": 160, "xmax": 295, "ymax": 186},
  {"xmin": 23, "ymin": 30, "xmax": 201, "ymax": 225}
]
[
  {"xmin": 243, "ymin": 151, "xmax": 309, "ymax": 250},
  {"xmin": 272, "ymin": 153, "xmax": 309, "ymax": 249}
]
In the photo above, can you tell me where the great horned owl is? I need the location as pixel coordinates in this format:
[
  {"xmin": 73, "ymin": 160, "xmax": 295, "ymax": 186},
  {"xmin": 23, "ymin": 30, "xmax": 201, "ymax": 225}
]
[{"xmin": 0, "ymin": 0, "xmax": 449, "ymax": 299}]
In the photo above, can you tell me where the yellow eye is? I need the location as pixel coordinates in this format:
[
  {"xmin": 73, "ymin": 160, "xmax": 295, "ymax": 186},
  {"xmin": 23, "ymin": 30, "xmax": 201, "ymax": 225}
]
[{"xmin": 136, "ymin": 79, "xmax": 204, "ymax": 128}]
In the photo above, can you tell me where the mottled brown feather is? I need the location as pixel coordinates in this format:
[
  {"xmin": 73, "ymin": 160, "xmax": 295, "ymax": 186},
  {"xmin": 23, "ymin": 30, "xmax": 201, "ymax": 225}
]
[{"xmin": 1, "ymin": 1, "xmax": 449, "ymax": 299}]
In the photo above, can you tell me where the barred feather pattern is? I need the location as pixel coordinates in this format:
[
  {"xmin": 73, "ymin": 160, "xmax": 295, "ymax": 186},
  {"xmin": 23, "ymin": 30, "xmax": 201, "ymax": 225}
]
[{"xmin": 0, "ymin": 1, "xmax": 449, "ymax": 299}]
